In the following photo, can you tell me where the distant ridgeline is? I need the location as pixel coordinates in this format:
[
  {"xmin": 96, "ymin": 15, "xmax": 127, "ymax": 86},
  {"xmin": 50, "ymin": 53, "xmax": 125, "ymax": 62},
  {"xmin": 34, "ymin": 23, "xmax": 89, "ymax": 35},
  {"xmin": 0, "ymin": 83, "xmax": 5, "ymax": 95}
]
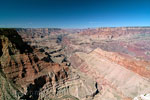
[{"xmin": 16, "ymin": 28, "xmax": 61, "ymax": 34}]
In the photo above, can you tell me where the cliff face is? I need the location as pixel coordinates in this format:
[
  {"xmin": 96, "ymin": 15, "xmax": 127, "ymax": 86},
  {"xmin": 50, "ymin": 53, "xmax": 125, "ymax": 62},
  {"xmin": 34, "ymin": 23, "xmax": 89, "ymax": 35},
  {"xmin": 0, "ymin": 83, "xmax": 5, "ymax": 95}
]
[
  {"xmin": 93, "ymin": 48, "xmax": 150, "ymax": 78},
  {"xmin": 0, "ymin": 29, "xmax": 99, "ymax": 100},
  {"xmin": 61, "ymin": 27, "xmax": 150, "ymax": 100},
  {"xmin": 1, "ymin": 27, "xmax": 150, "ymax": 100},
  {"xmin": 70, "ymin": 48, "xmax": 150, "ymax": 100},
  {"xmin": 0, "ymin": 29, "xmax": 69, "ymax": 100}
]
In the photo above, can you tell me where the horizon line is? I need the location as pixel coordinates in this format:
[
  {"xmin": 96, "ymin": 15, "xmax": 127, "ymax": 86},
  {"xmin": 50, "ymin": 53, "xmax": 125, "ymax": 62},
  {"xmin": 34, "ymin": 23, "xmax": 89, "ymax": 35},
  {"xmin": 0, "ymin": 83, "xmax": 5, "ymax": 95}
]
[{"xmin": 0, "ymin": 26, "xmax": 150, "ymax": 29}]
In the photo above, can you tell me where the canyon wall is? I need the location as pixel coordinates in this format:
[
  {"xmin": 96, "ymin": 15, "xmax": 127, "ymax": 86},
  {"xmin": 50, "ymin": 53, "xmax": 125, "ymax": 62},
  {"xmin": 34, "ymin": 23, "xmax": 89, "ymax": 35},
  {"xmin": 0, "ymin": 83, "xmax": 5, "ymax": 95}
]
[
  {"xmin": 70, "ymin": 48, "xmax": 150, "ymax": 100},
  {"xmin": 62, "ymin": 27, "xmax": 150, "ymax": 100},
  {"xmin": 0, "ymin": 28, "xmax": 99, "ymax": 100}
]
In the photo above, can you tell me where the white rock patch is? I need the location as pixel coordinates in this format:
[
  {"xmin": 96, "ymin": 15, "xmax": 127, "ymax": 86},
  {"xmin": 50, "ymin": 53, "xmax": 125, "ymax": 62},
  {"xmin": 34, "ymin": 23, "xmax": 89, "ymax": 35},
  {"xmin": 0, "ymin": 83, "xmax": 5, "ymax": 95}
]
[{"xmin": 133, "ymin": 94, "xmax": 150, "ymax": 100}]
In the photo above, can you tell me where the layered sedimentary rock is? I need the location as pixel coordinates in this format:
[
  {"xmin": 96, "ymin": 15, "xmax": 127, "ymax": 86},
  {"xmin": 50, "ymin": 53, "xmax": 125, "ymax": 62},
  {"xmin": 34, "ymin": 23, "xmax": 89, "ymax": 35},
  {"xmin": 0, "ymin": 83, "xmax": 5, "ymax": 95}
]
[
  {"xmin": 1, "ymin": 27, "xmax": 150, "ymax": 100},
  {"xmin": 0, "ymin": 29, "xmax": 69, "ymax": 99},
  {"xmin": 63, "ymin": 27, "xmax": 150, "ymax": 60},
  {"xmin": 61, "ymin": 27, "xmax": 150, "ymax": 100},
  {"xmin": 93, "ymin": 48, "xmax": 150, "ymax": 78},
  {"xmin": 0, "ymin": 29, "xmax": 98, "ymax": 100},
  {"xmin": 70, "ymin": 48, "xmax": 150, "ymax": 100},
  {"xmin": 79, "ymin": 27, "xmax": 150, "ymax": 39}
]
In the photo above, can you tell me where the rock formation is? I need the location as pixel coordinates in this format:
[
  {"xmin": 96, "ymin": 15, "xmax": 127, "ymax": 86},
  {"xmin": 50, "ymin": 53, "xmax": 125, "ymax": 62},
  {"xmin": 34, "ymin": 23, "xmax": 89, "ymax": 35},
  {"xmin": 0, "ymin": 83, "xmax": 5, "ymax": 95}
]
[
  {"xmin": 0, "ymin": 28, "xmax": 98, "ymax": 100},
  {"xmin": 60, "ymin": 27, "xmax": 150, "ymax": 100},
  {"xmin": 70, "ymin": 48, "xmax": 150, "ymax": 99},
  {"xmin": 1, "ymin": 27, "xmax": 150, "ymax": 100}
]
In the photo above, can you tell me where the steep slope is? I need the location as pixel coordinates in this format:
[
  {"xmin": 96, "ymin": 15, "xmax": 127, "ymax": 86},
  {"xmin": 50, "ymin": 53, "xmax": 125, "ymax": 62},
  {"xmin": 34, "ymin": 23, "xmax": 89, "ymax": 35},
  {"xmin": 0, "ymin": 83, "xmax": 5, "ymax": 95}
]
[
  {"xmin": 0, "ymin": 29, "xmax": 69, "ymax": 99},
  {"xmin": 0, "ymin": 28, "xmax": 99, "ymax": 100},
  {"xmin": 70, "ymin": 48, "xmax": 150, "ymax": 100}
]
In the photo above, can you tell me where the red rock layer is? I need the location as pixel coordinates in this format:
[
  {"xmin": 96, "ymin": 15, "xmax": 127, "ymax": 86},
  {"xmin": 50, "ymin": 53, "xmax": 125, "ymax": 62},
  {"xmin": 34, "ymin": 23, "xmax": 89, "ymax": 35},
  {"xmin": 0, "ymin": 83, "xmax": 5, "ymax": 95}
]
[
  {"xmin": 94, "ymin": 48, "xmax": 150, "ymax": 78},
  {"xmin": 0, "ymin": 29, "xmax": 69, "ymax": 90}
]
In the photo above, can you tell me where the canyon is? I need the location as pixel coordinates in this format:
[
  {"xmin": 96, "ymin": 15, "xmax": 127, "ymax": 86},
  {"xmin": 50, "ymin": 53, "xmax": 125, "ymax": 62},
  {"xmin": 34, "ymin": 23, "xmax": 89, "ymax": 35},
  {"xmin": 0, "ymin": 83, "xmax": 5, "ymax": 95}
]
[{"xmin": 0, "ymin": 27, "xmax": 150, "ymax": 100}]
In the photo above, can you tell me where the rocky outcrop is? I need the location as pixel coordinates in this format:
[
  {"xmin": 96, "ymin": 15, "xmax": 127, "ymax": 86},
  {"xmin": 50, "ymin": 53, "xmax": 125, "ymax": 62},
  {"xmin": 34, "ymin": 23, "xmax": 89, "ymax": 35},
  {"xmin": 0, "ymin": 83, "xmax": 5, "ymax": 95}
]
[
  {"xmin": 0, "ymin": 28, "xmax": 99, "ymax": 100},
  {"xmin": 93, "ymin": 48, "xmax": 150, "ymax": 78},
  {"xmin": 70, "ymin": 48, "xmax": 150, "ymax": 100},
  {"xmin": 2, "ymin": 27, "xmax": 150, "ymax": 100},
  {"xmin": 0, "ymin": 29, "xmax": 69, "ymax": 99}
]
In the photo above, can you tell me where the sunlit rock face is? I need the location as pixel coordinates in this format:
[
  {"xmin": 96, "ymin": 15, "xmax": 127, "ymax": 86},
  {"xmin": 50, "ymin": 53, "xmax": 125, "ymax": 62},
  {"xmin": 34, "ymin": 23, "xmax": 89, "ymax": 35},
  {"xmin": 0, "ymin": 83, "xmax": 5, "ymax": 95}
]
[
  {"xmin": 0, "ymin": 29, "xmax": 99, "ymax": 100},
  {"xmin": 1, "ymin": 27, "xmax": 150, "ymax": 100},
  {"xmin": 61, "ymin": 27, "xmax": 150, "ymax": 100},
  {"xmin": 0, "ymin": 29, "xmax": 70, "ymax": 99},
  {"xmin": 69, "ymin": 48, "xmax": 150, "ymax": 99}
]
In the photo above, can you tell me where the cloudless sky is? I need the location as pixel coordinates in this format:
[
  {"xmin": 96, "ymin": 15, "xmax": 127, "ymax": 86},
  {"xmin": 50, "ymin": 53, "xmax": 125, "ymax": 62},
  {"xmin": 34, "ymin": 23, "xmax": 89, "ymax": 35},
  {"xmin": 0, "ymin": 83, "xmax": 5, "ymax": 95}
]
[{"xmin": 0, "ymin": 0, "xmax": 150, "ymax": 28}]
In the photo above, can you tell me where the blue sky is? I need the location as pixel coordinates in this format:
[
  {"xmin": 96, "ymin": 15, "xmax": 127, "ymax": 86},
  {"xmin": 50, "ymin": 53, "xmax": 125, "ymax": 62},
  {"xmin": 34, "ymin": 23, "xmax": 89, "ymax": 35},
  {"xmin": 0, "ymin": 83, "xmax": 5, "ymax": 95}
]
[{"xmin": 0, "ymin": 0, "xmax": 150, "ymax": 28}]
